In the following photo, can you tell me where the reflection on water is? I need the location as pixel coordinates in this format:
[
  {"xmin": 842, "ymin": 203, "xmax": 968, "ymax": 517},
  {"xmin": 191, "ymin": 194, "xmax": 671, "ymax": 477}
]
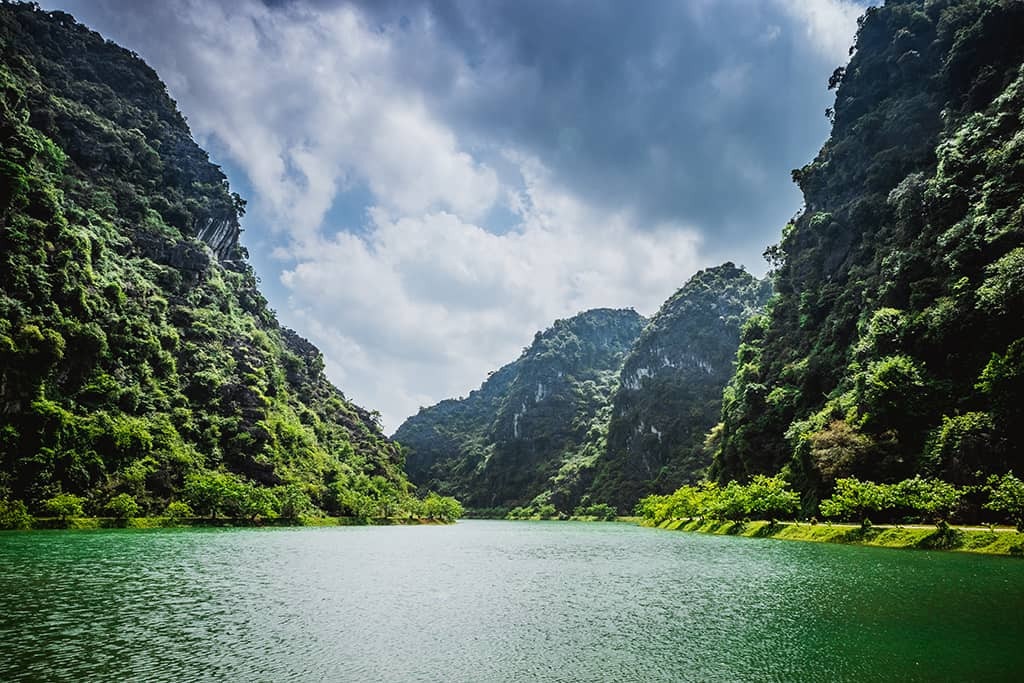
[{"xmin": 1, "ymin": 521, "xmax": 1022, "ymax": 682}]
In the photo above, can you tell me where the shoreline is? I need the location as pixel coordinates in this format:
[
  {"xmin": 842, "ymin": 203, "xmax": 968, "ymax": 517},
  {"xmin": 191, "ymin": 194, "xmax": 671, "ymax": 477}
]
[
  {"xmin": 6, "ymin": 516, "xmax": 453, "ymax": 531},
  {"xmin": 648, "ymin": 518, "xmax": 1024, "ymax": 557}
]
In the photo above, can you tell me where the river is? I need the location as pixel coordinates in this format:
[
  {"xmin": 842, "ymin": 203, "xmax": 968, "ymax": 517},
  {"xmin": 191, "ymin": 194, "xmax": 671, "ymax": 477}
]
[{"xmin": 1, "ymin": 520, "xmax": 1022, "ymax": 681}]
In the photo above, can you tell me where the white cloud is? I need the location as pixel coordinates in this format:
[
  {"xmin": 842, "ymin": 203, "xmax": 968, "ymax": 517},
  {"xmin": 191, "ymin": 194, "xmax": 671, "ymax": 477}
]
[
  {"xmin": 118, "ymin": 0, "xmax": 498, "ymax": 236},
  {"xmin": 775, "ymin": 0, "xmax": 865, "ymax": 65},
  {"xmin": 98, "ymin": 0, "xmax": 704, "ymax": 430},
  {"xmin": 280, "ymin": 156, "xmax": 702, "ymax": 430},
  {"xmin": 50, "ymin": 0, "xmax": 852, "ymax": 432}
]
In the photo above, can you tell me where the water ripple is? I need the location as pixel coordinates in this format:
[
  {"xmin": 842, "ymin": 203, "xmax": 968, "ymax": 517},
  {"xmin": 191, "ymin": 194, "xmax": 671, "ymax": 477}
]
[{"xmin": 1, "ymin": 522, "xmax": 1023, "ymax": 681}]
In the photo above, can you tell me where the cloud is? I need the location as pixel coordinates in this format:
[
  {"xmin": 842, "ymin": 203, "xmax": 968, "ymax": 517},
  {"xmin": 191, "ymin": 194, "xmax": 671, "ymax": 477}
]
[
  {"xmin": 280, "ymin": 157, "xmax": 701, "ymax": 428},
  {"xmin": 774, "ymin": 0, "xmax": 866, "ymax": 65},
  {"xmin": 46, "ymin": 0, "xmax": 868, "ymax": 430}
]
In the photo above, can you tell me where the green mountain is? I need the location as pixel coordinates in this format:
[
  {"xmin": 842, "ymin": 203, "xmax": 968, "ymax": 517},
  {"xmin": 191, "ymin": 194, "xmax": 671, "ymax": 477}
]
[
  {"xmin": 397, "ymin": 266, "xmax": 769, "ymax": 515},
  {"xmin": 587, "ymin": 264, "xmax": 771, "ymax": 510},
  {"xmin": 0, "ymin": 4, "xmax": 417, "ymax": 518},
  {"xmin": 713, "ymin": 0, "xmax": 1024, "ymax": 505},
  {"xmin": 395, "ymin": 308, "xmax": 646, "ymax": 511}
]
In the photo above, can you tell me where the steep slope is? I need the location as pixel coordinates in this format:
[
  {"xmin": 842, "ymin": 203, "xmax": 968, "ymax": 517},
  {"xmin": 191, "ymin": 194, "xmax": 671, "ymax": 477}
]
[
  {"xmin": 395, "ymin": 308, "xmax": 645, "ymax": 510},
  {"xmin": 586, "ymin": 264, "xmax": 771, "ymax": 510},
  {"xmin": 0, "ymin": 5, "xmax": 412, "ymax": 516},
  {"xmin": 713, "ymin": 0, "xmax": 1024, "ymax": 505}
]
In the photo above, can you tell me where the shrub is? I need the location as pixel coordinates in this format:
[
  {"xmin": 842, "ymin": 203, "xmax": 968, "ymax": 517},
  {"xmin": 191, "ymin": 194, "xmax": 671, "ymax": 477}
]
[
  {"xmin": 105, "ymin": 493, "xmax": 140, "ymax": 519},
  {"xmin": 0, "ymin": 499, "xmax": 32, "ymax": 529},
  {"xmin": 42, "ymin": 493, "xmax": 85, "ymax": 520},
  {"xmin": 985, "ymin": 472, "xmax": 1024, "ymax": 531},
  {"xmin": 164, "ymin": 500, "xmax": 193, "ymax": 520}
]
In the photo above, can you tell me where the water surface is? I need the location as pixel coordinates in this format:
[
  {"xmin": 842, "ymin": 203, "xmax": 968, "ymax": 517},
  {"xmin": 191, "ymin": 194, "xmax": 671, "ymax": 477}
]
[{"xmin": 1, "ymin": 520, "xmax": 1022, "ymax": 681}]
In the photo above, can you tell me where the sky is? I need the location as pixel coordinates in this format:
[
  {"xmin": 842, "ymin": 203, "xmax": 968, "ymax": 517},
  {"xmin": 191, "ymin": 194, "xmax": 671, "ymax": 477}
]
[{"xmin": 46, "ymin": 0, "xmax": 867, "ymax": 432}]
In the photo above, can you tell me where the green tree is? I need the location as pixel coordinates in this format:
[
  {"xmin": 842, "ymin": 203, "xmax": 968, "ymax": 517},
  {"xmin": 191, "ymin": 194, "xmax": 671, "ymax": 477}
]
[
  {"xmin": 275, "ymin": 484, "xmax": 312, "ymax": 520},
  {"xmin": 984, "ymin": 472, "xmax": 1024, "ymax": 531},
  {"xmin": 42, "ymin": 493, "xmax": 85, "ymax": 520},
  {"xmin": 819, "ymin": 478, "xmax": 893, "ymax": 523},
  {"xmin": 744, "ymin": 475, "xmax": 800, "ymax": 520},
  {"xmin": 164, "ymin": 500, "xmax": 193, "ymax": 521},
  {"xmin": 105, "ymin": 493, "xmax": 140, "ymax": 519},
  {"xmin": 422, "ymin": 492, "xmax": 463, "ymax": 522},
  {"xmin": 183, "ymin": 471, "xmax": 237, "ymax": 519},
  {"xmin": 236, "ymin": 484, "xmax": 278, "ymax": 521},
  {"xmin": 0, "ymin": 499, "xmax": 32, "ymax": 529},
  {"xmin": 894, "ymin": 477, "xmax": 964, "ymax": 525}
]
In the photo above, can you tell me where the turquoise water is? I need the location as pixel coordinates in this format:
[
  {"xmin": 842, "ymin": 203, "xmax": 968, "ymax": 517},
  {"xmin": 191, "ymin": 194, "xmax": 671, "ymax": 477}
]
[{"xmin": 1, "ymin": 520, "xmax": 1022, "ymax": 681}]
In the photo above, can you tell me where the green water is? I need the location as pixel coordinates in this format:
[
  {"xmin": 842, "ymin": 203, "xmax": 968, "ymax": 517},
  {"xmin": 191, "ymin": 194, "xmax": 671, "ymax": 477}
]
[{"xmin": 1, "ymin": 521, "xmax": 1022, "ymax": 682}]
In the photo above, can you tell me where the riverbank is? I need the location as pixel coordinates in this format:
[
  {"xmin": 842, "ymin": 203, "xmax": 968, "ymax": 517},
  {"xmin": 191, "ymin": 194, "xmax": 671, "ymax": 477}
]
[
  {"xmin": 12, "ymin": 516, "xmax": 453, "ymax": 530},
  {"xmin": 650, "ymin": 518, "xmax": 1024, "ymax": 557}
]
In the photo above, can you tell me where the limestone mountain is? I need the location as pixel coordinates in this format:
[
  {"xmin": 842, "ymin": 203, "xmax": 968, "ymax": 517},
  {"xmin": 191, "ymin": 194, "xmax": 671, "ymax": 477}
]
[
  {"xmin": 586, "ymin": 264, "xmax": 771, "ymax": 510},
  {"xmin": 395, "ymin": 308, "xmax": 646, "ymax": 510},
  {"xmin": 713, "ymin": 0, "xmax": 1024, "ymax": 506},
  {"xmin": 0, "ymin": 4, "xmax": 414, "ymax": 517},
  {"xmin": 397, "ymin": 266, "xmax": 770, "ymax": 515}
]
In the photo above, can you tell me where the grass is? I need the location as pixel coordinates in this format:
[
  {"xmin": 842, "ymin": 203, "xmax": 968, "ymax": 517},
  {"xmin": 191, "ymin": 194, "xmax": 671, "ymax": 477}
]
[{"xmin": 649, "ymin": 518, "xmax": 1024, "ymax": 557}]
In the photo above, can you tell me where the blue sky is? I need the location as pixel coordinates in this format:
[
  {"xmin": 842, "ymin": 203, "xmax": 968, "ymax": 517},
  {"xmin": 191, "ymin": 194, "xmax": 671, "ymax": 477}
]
[{"xmin": 46, "ymin": 0, "xmax": 867, "ymax": 431}]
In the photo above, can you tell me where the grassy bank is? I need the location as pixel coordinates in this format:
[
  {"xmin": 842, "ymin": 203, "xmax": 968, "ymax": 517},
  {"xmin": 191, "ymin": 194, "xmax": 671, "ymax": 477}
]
[
  {"xmin": 650, "ymin": 518, "xmax": 1024, "ymax": 557},
  {"xmin": 12, "ymin": 516, "xmax": 453, "ymax": 531}
]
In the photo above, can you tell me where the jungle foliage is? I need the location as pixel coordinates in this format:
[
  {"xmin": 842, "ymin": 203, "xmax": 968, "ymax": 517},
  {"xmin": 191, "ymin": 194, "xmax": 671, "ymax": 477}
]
[
  {"xmin": 712, "ymin": 0, "xmax": 1024, "ymax": 509},
  {"xmin": 0, "ymin": 4, "xmax": 453, "ymax": 521},
  {"xmin": 397, "ymin": 265, "xmax": 769, "ymax": 517},
  {"xmin": 396, "ymin": 308, "xmax": 646, "ymax": 512}
]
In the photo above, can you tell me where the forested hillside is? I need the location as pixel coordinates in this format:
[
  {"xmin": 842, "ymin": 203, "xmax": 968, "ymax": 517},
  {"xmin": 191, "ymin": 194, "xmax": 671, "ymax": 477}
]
[
  {"xmin": 0, "ymin": 4, "xmax": 420, "ymax": 520},
  {"xmin": 587, "ymin": 264, "xmax": 771, "ymax": 510},
  {"xmin": 713, "ymin": 0, "xmax": 1024, "ymax": 507},
  {"xmin": 396, "ymin": 308, "xmax": 645, "ymax": 512},
  {"xmin": 398, "ymin": 266, "xmax": 769, "ymax": 516}
]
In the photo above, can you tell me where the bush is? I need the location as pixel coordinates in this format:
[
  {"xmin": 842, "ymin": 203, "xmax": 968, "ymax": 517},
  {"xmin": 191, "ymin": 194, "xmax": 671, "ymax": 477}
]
[
  {"xmin": 572, "ymin": 503, "xmax": 618, "ymax": 520},
  {"xmin": 985, "ymin": 472, "xmax": 1024, "ymax": 531},
  {"xmin": 421, "ymin": 492, "xmax": 463, "ymax": 522},
  {"xmin": 42, "ymin": 493, "xmax": 85, "ymax": 520},
  {"xmin": 164, "ymin": 500, "xmax": 193, "ymax": 520},
  {"xmin": 105, "ymin": 493, "xmax": 140, "ymax": 519},
  {"xmin": 0, "ymin": 499, "xmax": 32, "ymax": 529}
]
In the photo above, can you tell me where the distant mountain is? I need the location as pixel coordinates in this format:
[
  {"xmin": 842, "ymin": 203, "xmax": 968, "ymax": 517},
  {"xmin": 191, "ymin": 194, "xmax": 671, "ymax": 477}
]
[
  {"xmin": 587, "ymin": 264, "xmax": 771, "ymax": 510},
  {"xmin": 0, "ymin": 4, "xmax": 414, "ymax": 517},
  {"xmin": 395, "ymin": 308, "xmax": 646, "ymax": 510},
  {"xmin": 712, "ymin": 0, "xmax": 1024, "ymax": 505},
  {"xmin": 397, "ymin": 265, "xmax": 770, "ymax": 515}
]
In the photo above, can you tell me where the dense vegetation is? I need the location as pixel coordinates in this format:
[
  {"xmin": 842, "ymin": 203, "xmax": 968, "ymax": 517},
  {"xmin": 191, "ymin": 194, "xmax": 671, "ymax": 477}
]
[
  {"xmin": 639, "ymin": 471, "xmax": 1024, "ymax": 532},
  {"xmin": 712, "ymin": 0, "xmax": 1024, "ymax": 512},
  {"xmin": 0, "ymin": 4, "xmax": 457, "ymax": 523},
  {"xmin": 398, "ymin": 265, "xmax": 768, "ymax": 517},
  {"xmin": 396, "ymin": 308, "xmax": 646, "ymax": 512},
  {"xmin": 587, "ymin": 264, "xmax": 770, "ymax": 509}
]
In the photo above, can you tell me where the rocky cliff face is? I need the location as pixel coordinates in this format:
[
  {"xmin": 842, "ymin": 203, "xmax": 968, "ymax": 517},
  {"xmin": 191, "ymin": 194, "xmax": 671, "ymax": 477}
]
[
  {"xmin": 396, "ymin": 308, "xmax": 645, "ymax": 510},
  {"xmin": 586, "ymin": 264, "xmax": 771, "ymax": 510},
  {"xmin": 196, "ymin": 213, "xmax": 242, "ymax": 262},
  {"xmin": 396, "ymin": 266, "xmax": 770, "ymax": 515}
]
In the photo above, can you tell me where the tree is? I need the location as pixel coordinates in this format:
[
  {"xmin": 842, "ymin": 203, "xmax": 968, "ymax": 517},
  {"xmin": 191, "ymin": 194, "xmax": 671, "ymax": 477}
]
[
  {"xmin": 422, "ymin": 492, "xmax": 463, "ymax": 522},
  {"xmin": 744, "ymin": 475, "xmax": 800, "ymax": 520},
  {"xmin": 42, "ymin": 493, "xmax": 85, "ymax": 520},
  {"xmin": 819, "ymin": 478, "xmax": 893, "ymax": 523},
  {"xmin": 275, "ymin": 484, "xmax": 312, "ymax": 520},
  {"xmin": 164, "ymin": 500, "xmax": 193, "ymax": 521},
  {"xmin": 105, "ymin": 493, "xmax": 140, "ymax": 519},
  {"xmin": 894, "ymin": 477, "xmax": 964, "ymax": 525},
  {"xmin": 984, "ymin": 472, "xmax": 1024, "ymax": 531},
  {"xmin": 236, "ymin": 484, "xmax": 278, "ymax": 521},
  {"xmin": 183, "ymin": 471, "xmax": 238, "ymax": 519},
  {"xmin": 0, "ymin": 499, "xmax": 32, "ymax": 529}
]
